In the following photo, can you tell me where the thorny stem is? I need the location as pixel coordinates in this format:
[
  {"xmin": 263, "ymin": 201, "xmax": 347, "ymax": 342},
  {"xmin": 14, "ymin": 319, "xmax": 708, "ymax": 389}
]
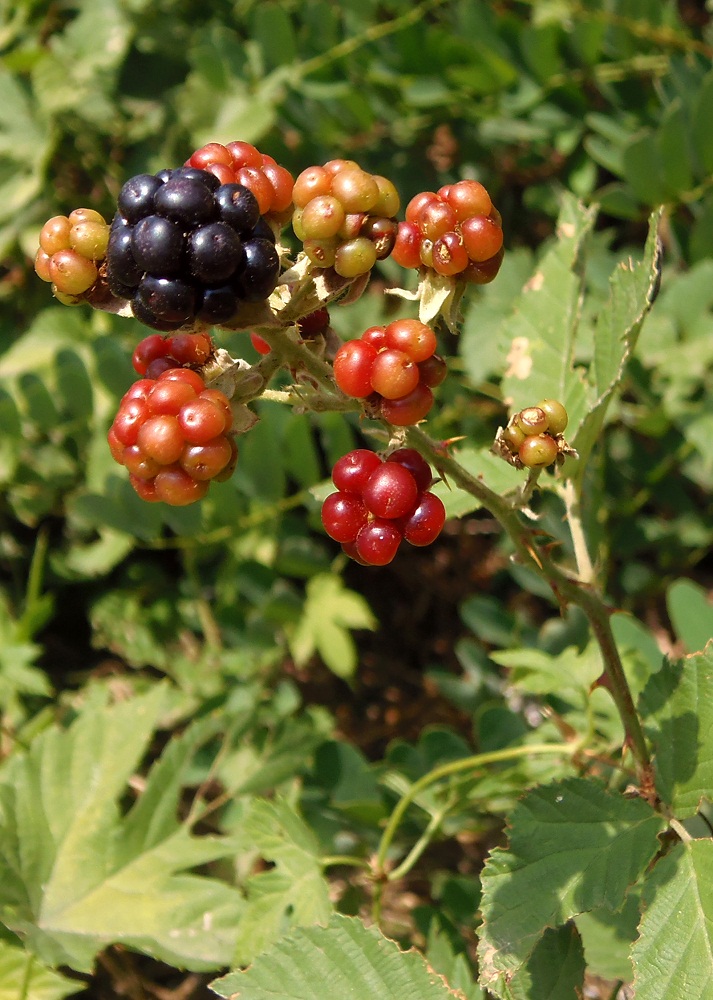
[
  {"xmin": 404, "ymin": 425, "xmax": 653, "ymax": 790},
  {"xmin": 117, "ymin": 250, "xmax": 653, "ymax": 794},
  {"xmin": 212, "ymin": 310, "xmax": 654, "ymax": 792},
  {"xmin": 511, "ymin": 466, "xmax": 542, "ymax": 510}
]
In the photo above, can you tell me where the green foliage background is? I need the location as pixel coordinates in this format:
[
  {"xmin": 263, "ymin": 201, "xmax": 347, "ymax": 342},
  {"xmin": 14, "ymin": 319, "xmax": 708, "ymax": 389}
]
[{"xmin": 1, "ymin": 0, "xmax": 713, "ymax": 998}]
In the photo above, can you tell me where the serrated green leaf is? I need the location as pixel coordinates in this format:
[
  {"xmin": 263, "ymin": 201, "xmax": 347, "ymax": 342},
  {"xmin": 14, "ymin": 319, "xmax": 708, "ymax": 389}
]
[
  {"xmin": 499, "ymin": 195, "xmax": 596, "ymax": 422},
  {"xmin": 570, "ymin": 211, "xmax": 662, "ymax": 483},
  {"xmin": 491, "ymin": 644, "xmax": 601, "ymax": 707},
  {"xmin": 477, "ymin": 778, "xmax": 665, "ymax": 993},
  {"xmin": 0, "ymin": 940, "xmax": 77, "ymax": 1000},
  {"xmin": 219, "ymin": 712, "xmax": 330, "ymax": 798},
  {"xmin": 666, "ymin": 579, "xmax": 713, "ymax": 654},
  {"xmin": 639, "ymin": 645, "xmax": 713, "ymax": 818},
  {"xmin": 211, "ymin": 914, "xmax": 458, "ymax": 1000},
  {"xmin": 0, "ymin": 688, "xmax": 243, "ymax": 972},
  {"xmin": 231, "ymin": 798, "xmax": 332, "ymax": 965},
  {"xmin": 632, "ymin": 840, "xmax": 713, "ymax": 1000}
]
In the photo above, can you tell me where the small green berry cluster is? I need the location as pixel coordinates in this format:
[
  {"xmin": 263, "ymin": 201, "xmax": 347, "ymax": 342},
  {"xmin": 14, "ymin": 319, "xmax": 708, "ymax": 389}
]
[{"xmin": 498, "ymin": 399, "xmax": 569, "ymax": 469}]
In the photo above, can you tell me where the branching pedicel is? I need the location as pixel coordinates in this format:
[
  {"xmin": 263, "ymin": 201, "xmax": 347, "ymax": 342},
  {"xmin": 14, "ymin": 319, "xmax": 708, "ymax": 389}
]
[{"xmin": 33, "ymin": 139, "xmax": 505, "ymax": 527}]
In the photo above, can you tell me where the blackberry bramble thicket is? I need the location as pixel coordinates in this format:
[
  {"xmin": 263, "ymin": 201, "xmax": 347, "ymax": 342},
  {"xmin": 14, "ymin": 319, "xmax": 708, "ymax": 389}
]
[{"xmin": 33, "ymin": 136, "xmax": 542, "ymax": 564}]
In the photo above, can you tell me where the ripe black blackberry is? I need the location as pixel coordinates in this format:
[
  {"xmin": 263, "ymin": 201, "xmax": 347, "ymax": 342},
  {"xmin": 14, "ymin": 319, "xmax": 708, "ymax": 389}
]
[{"xmin": 106, "ymin": 167, "xmax": 281, "ymax": 331}]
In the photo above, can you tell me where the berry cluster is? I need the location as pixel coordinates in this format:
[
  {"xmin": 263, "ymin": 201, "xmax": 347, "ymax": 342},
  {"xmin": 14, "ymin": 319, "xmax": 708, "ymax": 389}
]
[
  {"xmin": 105, "ymin": 167, "xmax": 281, "ymax": 331},
  {"xmin": 108, "ymin": 357, "xmax": 237, "ymax": 506},
  {"xmin": 321, "ymin": 448, "xmax": 446, "ymax": 565},
  {"xmin": 131, "ymin": 330, "xmax": 214, "ymax": 377},
  {"xmin": 333, "ymin": 319, "xmax": 446, "ymax": 426},
  {"xmin": 392, "ymin": 180, "xmax": 503, "ymax": 283},
  {"xmin": 184, "ymin": 141, "xmax": 294, "ymax": 222},
  {"xmin": 292, "ymin": 160, "xmax": 400, "ymax": 278},
  {"xmin": 501, "ymin": 400, "xmax": 569, "ymax": 468},
  {"xmin": 35, "ymin": 209, "xmax": 110, "ymax": 303}
]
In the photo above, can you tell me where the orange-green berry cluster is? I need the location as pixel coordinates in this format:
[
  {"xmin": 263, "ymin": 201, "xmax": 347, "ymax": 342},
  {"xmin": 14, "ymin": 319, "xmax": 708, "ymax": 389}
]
[
  {"xmin": 291, "ymin": 160, "xmax": 400, "ymax": 277},
  {"xmin": 35, "ymin": 209, "xmax": 109, "ymax": 303},
  {"xmin": 501, "ymin": 399, "xmax": 569, "ymax": 468}
]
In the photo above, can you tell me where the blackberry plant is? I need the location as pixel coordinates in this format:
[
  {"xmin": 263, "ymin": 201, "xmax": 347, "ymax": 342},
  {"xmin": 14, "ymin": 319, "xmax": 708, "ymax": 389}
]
[{"xmin": 16, "ymin": 125, "xmax": 713, "ymax": 1000}]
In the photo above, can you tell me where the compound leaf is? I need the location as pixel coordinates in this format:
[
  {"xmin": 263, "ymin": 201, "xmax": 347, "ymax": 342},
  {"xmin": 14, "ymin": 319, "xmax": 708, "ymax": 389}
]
[
  {"xmin": 477, "ymin": 778, "xmax": 664, "ymax": 995},
  {"xmin": 288, "ymin": 573, "xmax": 375, "ymax": 678},
  {"xmin": 632, "ymin": 840, "xmax": 713, "ymax": 1000},
  {"xmin": 212, "ymin": 914, "xmax": 459, "ymax": 1000},
  {"xmin": 231, "ymin": 798, "xmax": 332, "ymax": 966},
  {"xmin": 0, "ymin": 688, "xmax": 243, "ymax": 972},
  {"xmin": 639, "ymin": 645, "xmax": 713, "ymax": 818}
]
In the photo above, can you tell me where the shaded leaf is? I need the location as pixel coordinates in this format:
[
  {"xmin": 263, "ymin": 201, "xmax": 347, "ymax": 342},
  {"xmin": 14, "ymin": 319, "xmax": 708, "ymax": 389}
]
[
  {"xmin": 571, "ymin": 211, "xmax": 662, "ymax": 483},
  {"xmin": 575, "ymin": 891, "xmax": 641, "ymax": 983},
  {"xmin": 666, "ymin": 579, "xmax": 713, "ymax": 654},
  {"xmin": 639, "ymin": 645, "xmax": 713, "ymax": 818},
  {"xmin": 502, "ymin": 923, "xmax": 586, "ymax": 1000},
  {"xmin": 632, "ymin": 840, "xmax": 713, "ymax": 1000},
  {"xmin": 500, "ymin": 195, "xmax": 596, "ymax": 424},
  {"xmin": 477, "ymin": 778, "xmax": 665, "ymax": 994}
]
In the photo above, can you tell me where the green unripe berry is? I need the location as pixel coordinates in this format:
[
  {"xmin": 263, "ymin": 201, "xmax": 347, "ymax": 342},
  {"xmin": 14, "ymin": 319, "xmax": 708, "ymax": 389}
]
[
  {"xmin": 52, "ymin": 285, "xmax": 84, "ymax": 306},
  {"xmin": 503, "ymin": 423, "xmax": 526, "ymax": 452},
  {"xmin": 334, "ymin": 237, "xmax": 377, "ymax": 277},
  {"xmin": 70, "ymin": 220, "xmax": 110, "ymax": 261},
  {"xmin": 515, "ymin": 406, "xmax": 549, "ymax": 436},
  {"xmin": 519, "ymin": 434, "xmax": 559, "ymax": 468},
  {"xmin": 303, "ymin": 237, "xmax": 338, "ymax": 268},
  {"xmin": 537, "ymin": 398, "xmax": 568, "ymax": 435}
]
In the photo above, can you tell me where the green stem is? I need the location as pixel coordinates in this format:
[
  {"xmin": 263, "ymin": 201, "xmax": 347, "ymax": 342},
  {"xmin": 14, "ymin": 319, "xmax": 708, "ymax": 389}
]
[
  {"xmin": 375, "ymin": 742, "xmax": 576, "ymax": 876},
  {"xmin": 295, "ymin": 0, "xmax": 450, "ymax": 81},
  {"xmin": 387, "ymin": 798, "xmax": 454, "ymax": 883},
  {"xmin": 321, "ymin": 854, "xmax": 371, "ymax": 870},
  {"xmin": 511, "ymin": 467, "xmax": 542, "ymax": 509}
]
